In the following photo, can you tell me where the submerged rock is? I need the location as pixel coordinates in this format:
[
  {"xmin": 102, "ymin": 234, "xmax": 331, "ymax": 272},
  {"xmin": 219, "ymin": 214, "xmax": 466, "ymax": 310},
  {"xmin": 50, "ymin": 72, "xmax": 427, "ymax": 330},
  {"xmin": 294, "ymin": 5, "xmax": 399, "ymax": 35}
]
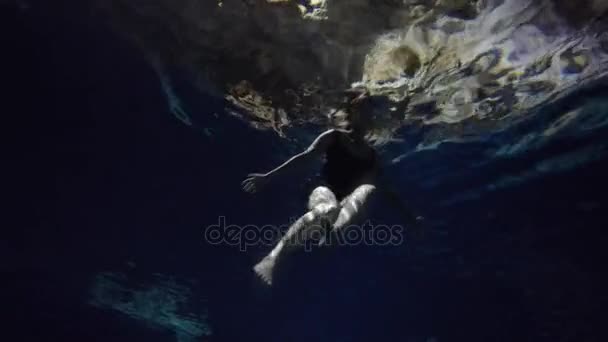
[
  {"xmin": 559, "ymin": 48, "xmax": 592, "ymax": 74},
  {"xmin": 365, "ymin": 45, "xmax": 422, "ymax": 82}
]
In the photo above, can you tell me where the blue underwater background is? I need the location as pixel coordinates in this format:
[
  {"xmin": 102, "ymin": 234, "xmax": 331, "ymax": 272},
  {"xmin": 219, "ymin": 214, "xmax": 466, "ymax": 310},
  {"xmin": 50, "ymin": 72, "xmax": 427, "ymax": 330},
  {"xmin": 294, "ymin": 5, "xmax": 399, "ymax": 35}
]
[{"xmin": 4, "ymin": 1, "xmax": 608, "ymax": 341}]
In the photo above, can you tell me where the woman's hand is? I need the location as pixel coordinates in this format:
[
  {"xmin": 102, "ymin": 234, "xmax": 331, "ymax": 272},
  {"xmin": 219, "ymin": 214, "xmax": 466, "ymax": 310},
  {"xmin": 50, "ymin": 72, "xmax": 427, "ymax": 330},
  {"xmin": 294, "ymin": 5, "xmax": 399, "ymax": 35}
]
[{"xmin": 241, "ymin": 173, "xmax": 270, "ymax": 193}]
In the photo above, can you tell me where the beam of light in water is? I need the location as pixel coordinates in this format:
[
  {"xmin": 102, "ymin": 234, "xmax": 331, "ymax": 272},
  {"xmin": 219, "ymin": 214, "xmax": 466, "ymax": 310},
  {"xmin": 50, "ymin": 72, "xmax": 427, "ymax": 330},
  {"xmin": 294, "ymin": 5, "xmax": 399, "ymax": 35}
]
[
  {"xmin": 89, "ymin": 272, "xmax": 212, "ymax": 342},
  {"xmin": 149, "ymin": 55, "xmax": 194, "ymax": 127}
]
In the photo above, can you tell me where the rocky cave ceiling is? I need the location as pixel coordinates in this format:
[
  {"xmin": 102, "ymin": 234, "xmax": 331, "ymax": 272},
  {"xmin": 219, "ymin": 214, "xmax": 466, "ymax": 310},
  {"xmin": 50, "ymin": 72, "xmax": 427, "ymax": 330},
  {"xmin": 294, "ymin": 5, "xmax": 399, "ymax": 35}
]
[{"xmin": 95, "ymin": 0, "xmax": 608, "ymax": 144}]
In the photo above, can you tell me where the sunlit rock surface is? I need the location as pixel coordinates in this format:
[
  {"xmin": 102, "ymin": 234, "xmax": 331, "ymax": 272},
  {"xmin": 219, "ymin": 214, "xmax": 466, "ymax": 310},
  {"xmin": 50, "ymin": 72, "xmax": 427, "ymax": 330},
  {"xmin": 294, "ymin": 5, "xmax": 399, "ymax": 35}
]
[{"xmin": 98, "ymin": 0, "xmax": 608, "ymax": 145}]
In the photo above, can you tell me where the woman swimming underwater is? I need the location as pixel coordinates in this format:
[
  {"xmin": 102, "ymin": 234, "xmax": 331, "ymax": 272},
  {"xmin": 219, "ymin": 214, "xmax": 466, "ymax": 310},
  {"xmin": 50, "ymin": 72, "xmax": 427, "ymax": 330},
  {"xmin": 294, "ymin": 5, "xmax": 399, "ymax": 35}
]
[{"xmin": 242, "ymin": 89, "xmax": 423, "ymax": 285}]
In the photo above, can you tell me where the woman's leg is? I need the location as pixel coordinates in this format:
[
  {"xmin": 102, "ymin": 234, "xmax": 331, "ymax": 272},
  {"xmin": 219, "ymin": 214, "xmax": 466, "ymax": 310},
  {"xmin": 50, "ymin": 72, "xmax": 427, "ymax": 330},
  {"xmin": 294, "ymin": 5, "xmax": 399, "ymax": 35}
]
[
  {"xmin": 332, "ymin": 183, "xmax": 377, "ymax": 234},
  {"xmin": 254, "ymin": 186, "xmax": 339, "ymax": 284}
]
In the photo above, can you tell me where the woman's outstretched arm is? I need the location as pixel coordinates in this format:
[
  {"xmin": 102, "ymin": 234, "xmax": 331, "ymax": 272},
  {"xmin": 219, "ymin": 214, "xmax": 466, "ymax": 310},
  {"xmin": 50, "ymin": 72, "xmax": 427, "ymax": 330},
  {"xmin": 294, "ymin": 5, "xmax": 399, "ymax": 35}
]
[
  {"xmin": 242, "ymin": 129, "xmax": 337, "ymax": 193},
  {"xmin": 265, "ymin": 129, "xmax": 336, "ymax": 179}
]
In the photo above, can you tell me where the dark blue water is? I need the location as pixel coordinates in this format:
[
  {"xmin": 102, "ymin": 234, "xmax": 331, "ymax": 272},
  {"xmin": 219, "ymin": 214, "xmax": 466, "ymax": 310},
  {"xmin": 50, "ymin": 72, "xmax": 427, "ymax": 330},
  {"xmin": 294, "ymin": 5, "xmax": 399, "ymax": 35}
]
[{"xmin": 4, "ymin": 1, "xmax": 608, "ymax": 341}]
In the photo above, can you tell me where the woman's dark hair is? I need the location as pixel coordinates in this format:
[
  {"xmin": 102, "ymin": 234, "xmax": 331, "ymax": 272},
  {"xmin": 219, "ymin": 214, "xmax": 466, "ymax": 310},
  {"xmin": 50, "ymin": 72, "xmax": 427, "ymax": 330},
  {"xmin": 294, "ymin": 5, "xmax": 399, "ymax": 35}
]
[{"xmin": 328, "ymin": 88, "xmax": 399, "ymax": 146}]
